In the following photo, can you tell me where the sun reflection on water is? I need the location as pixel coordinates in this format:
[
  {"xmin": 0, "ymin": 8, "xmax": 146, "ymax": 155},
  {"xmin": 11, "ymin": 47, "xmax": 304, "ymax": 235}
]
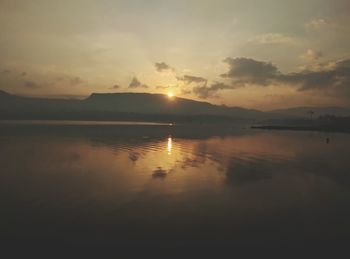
[{"xmin": 167, "ymin": 136, "xmax": 172, "ymax": 155}]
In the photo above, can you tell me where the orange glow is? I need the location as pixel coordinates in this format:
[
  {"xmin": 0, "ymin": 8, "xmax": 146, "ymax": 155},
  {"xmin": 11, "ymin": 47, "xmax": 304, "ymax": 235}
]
[
  {"xmin": 167, "ymin": 137, "xmax": 172, "ymax": 155},
  {"xmin": 167, "ymin": 91, "xmax": 174, "ymax": 98}
]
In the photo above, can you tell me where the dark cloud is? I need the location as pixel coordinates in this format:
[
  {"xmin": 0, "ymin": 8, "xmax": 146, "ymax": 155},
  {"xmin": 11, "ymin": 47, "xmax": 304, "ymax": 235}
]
[
  {"xmin": 220, "ymin": 57, "xmax": 350, "ymax": 98},
  {"xmin": 193, "ymin": 82, "xmax": 235, "ymax": 99},
  {"xmin": 129, "ymin": 77, "xmax": 149, "ymax": 88},
  {"xmin": 177, "ymin": 60, "xmax": 279, "ymax": 98},
  {"xmin": 155, "ymin": 62, "xmax": 174, "ymax": 72},
  {"xmin": 54, "ymin": 75, "xmax": 85, "ymax": 86},
  {"xmin": 221, "ymin": 57, "xmax": 279, "ymax": 86},
  {"xmin": 2, "ymin": 70, "xmax": 11, "ymax": 74},
  {"xmin": 279, "ymin": 59, "xmax": 350, "ymax": 95},
  {"xmin": 111, "ymin": 84, "xmax": 120, "ymax": 89},
  {"xmin": 177, "ymin": 75, "xmax": 208, "ymax": 86},
  {"xmin": 129, "ymin": 77, "xmax": 142, "ymax": 88},
  {"xmin": 21, "ymin": 72, "xmax": 27, "ymax": 77},
  {"xmin": 24, "ymin": 81, "xmax": 40, "ymax": 89},
  {"xmin": 280, "ymin": 70, "xmax": 335, "ymax": 91}
]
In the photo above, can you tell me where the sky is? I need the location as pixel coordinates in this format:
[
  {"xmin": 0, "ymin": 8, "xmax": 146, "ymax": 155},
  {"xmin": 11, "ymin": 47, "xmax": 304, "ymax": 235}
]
[{"xmin": 0, "ymin": 0, "xmax": 350, "ymax": 110}]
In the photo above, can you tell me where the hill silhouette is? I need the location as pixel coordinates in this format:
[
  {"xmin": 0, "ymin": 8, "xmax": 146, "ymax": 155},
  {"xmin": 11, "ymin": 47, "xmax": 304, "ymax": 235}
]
[
  {"xmin": 270, "ymin": 106, "xmax": 350, "ymax": 118},
  {"xmin": 83, "ymin": 93, "xmax": 262, "ymax": 117},
  {"xmin": 0, "ymin": 91, "xmax": 263, "ymax": 122},
  {"xmin": 1, "ymin": 90, "xmax": 349, "ymax": 123}
]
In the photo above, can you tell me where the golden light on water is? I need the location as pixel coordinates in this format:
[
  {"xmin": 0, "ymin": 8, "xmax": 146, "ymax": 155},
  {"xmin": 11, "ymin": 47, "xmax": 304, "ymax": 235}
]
[{"xmin": 167, "ymin": 137, "xmax": 172, "ymax": 155}]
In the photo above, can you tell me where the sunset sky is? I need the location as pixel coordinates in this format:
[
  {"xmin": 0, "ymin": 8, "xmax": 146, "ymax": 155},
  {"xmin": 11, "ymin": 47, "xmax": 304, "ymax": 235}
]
[{"xmin": 1, "ymin": 0, "xmax": 350, "ymax": 110}]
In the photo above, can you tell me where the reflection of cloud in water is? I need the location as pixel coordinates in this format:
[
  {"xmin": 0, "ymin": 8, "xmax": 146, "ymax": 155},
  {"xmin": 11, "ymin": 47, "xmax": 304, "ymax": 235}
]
[
  {"xmin": 128, "ymin": 151, "xmax": 140, "ymax": 162},
  {"xmin": 2, "ymin": 126, "xmax": 350, "ymax": 249},
  {"xmin": 152, "ymin": 167, "xmax": 168, "ymax": 179},
  {"xmin": 181, "ymin": 157, "xmax": 206, "ymax": 169},
  {"xmin": 291, "ymin": 147, "xmax": 350, "ymax": 186},
  {"xmin": 226, "ymin": 159, "xmax": 274, "ymax": 185},
  {"xmin": 179, "ymin": 142, "xmax": 208, "ymax": 169}
]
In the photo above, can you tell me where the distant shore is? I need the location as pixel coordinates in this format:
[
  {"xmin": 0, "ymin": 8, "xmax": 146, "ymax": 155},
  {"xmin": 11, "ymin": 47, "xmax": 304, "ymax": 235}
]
[{"xmin": 252, "ymin": 125, "xmax": 350, "ymax": 133}]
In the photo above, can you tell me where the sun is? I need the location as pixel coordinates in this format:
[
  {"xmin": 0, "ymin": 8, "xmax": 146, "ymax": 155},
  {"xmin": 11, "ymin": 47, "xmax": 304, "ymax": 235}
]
[{"xmin": 167, "ymin": 91, "xmax": 174, "ymax": 98}]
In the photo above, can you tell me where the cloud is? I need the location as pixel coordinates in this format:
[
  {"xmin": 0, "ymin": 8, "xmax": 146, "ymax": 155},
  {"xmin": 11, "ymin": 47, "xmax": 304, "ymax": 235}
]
[
  {"xmin": 279, "ymin": 59, "xmax": 350, "ymax": 94},
  {"xmin": 181, "ymin": 89, "xmax": 192, "ymax": 95},
  {"xmin": 221, "ymin": 57, "xmax": 279, "ymax": 86},
  {"xmin": 55, "ymin": 75, "xmax": 85, "ymax": 86},
  {"xmin": 129, "ymin": 77, "xmax": 141, "ymax": 88},
  {"xmin": 193, "ymin": 82, "xmax": 235, "ymax": 99},
  {"xmin": 305, "ymin": 19, "xmax": 328, "ymax": 30},
  {"xmin": 155, "ymin": 85, "xmax": 168, "ymax": 90},
  {"xmin": 128, "ymin": 77, "xmax": 149, "ymax": 88},
  {"xmin": 0, "ymin": 68, "xmax": 87, "ymax": 92},
  {"xmin": 110, "ymin": 84, "xmax": 120, "ymax": 89},
  {"xmin": 23, "ymin": 81, "xmax": 40, "ymax": 89},
  {"xmin": 177, "ymin": 75, "xmax": 208, "ymax": 85},
  {"xmin": 178, "ymin": 57, "xmax": 337, "ymax": 99},
  {"xmin": 249, "ymin": 33, "xmax": 297, "ymax": 45},
  {"xmin": 301, "ymin": 49, "xmax": 323, "ymax": 62},
  {"xmin": 220, "ymin": 56, "xmax": 350, "ymax": 98},
  {"xmin": 69, "ymin": 76, "xmax": 84, "ymax": 86},
  {"xmin": 155, "ymin": 62, "xmax": 174, "ymax": 73}
]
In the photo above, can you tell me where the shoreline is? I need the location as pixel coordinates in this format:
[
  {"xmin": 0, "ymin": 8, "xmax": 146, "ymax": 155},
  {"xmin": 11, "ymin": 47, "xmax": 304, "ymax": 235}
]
[{"xmin": 252, "ymin": 125, "xmax": 350, "ymax": 133}]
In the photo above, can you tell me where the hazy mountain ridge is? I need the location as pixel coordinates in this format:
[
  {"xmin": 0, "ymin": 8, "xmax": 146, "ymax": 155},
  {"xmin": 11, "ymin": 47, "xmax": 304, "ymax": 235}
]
[
  {"xmin": 0, "ymin": 91, "xmax": 263, "ymax": 121},
  {"xmin": 84, "ymin": 93, "xmax": 262, "ymax": 117},
  {"xmin": 1, "ymin": 90, "xmax": 349, "ymax": 122},
  {"xmin": 270, "ymin": 106, "xmax": 350, "ymax": 118},
  {"xmin": 0, "ymin": 89, "xmax": 19, "ymax": 99}
]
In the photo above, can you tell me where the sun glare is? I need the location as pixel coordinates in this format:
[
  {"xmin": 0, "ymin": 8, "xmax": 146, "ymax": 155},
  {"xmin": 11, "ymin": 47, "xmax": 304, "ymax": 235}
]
[
  {"xmin": 167, "ymin": 91, "xmax": 174, "ymax": 98},
  {"xmin": 167, "ymin": 137, "xmax": 172, "ymax": 155}
]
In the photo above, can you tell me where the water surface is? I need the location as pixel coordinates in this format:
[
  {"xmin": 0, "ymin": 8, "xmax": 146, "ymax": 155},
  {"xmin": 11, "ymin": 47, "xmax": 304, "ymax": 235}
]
[{"xmin": 1, "ymin": 123, "xmax": 349, "ymax": 255}]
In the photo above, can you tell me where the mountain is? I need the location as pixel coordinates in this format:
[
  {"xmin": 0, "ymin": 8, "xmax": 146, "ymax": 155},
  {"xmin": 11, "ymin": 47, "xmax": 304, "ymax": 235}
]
[
  {"xmin": 2, "ymin": 90, "xmax": 347, "ymax": 123},
  {"xmin": 270, "ymin": 106, "xmax": 350, "ymax": 118},
  {"xmin": 0, "ymin": 91, "xmax": 264, "ymax": 122},
  {"xmin": 0, "ymin": 89, "xmax": 17, "ymax": 100},
  {"xmin": 83, "ymin": 93, "xmax": 262, "ymax": 118}
]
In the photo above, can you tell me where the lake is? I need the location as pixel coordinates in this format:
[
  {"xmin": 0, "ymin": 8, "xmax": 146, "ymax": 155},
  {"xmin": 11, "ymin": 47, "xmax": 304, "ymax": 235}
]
[{"xmin": 1, "ymin": 122, "xmax": 350, "ymax": 257}]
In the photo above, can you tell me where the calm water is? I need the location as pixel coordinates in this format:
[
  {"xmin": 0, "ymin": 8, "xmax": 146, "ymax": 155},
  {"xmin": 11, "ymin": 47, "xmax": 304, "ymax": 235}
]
[{"xmin": 1, "ymin": 122, "xmax": 350, "ymax": 256}]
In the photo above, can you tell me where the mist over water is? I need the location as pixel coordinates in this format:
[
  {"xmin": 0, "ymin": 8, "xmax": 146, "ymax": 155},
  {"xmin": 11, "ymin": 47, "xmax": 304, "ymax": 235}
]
[{"xmin": 1, "ymin": 122, "xmax": 350, "ymax": 255}]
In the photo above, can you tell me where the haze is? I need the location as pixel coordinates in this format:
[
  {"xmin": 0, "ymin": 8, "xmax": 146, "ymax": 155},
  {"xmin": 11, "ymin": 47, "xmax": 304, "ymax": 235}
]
[{"xmin": 1, "ymin": 0, "xmax": 349, "ymax": 110}]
